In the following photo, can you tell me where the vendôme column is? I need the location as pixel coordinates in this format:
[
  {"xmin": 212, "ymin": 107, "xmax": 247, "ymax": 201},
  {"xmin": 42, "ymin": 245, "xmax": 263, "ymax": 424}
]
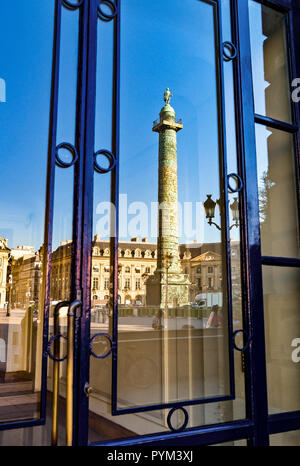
[{"xmin": 146, "ymin": 89, "xmax": 189, "ymax": 309}]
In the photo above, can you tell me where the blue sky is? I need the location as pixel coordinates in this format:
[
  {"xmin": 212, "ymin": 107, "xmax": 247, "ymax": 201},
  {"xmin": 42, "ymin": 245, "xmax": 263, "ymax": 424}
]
[
  {"xmin": 0, "ymin": 0, "xmax": 246, "ymax": 251},
  {"xmin": 94, "ymin": 0, "xmax": 240, "ymax": 245}
]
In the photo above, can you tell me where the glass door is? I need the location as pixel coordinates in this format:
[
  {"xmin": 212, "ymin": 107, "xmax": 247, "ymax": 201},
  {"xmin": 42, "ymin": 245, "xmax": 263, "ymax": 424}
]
[
  {"xmin": 1, "ymin": 0, "xmax": 299, "ymax": 448},
  {"xmin": 76, "ymin": 0, "xmax": 249, "ymax": 446}
]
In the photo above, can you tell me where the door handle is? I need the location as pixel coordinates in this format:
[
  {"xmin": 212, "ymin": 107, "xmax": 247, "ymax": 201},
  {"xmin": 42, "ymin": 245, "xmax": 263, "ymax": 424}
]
[
  {"xmin": 49, "ymin": 299, "xmax": 81, "ymax": 446},
  {"xmin": 51, "ymin": 301, "xmax": 69, "ymax": 447},
  {"xmin": 66, "ymin": 299, "xmax": 81, "ymax": 446},
  {"xmin": 84, "ymin": 383, "xmax": 93, "ymax": 397}
]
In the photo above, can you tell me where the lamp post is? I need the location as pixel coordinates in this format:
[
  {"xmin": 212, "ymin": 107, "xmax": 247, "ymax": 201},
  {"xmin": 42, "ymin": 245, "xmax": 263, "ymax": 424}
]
[{"xmin": 203, "ymin": 195, "xmax": 239, "ymax": 230}]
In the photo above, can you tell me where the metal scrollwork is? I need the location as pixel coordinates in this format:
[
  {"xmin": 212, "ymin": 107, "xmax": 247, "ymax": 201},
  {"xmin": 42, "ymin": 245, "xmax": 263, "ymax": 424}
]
[
  {"xmin": 55, "ymin": 142, "xmax": 79, "ymax": 168},
  {"xmin": 94, "ymin": 149, "xmax": 116, "ymax": 174},
  {"xmin": 98, "ymin": 0, "xmax": 118, "ymax": 21},
  {"xmin": 233, "ymin": 329, "xmax": 250, "ymax": 352},
  {"xmin": 62, "ymin": 0, "xmax": 84, "ymax": 10},
  {"xmin": 47, "ymin": 334, "xmax": 68, "ymax": 362},
  {"xmin": 223, "ymin": 41, "xmax": 237, "ymax": 62},
  {"xmin": 90, "ymin": 333, "xmax": 113, "ymax": 359},
  {"xmin": 167, "ymin": 407, "xmax": 189, "ymax": 432}
]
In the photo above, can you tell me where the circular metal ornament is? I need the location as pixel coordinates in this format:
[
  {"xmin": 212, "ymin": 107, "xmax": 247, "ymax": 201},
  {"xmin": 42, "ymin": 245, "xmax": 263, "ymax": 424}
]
[
  {"xmin": 47, "ymin": 334, "xmax": 68, "ymax": 362},
  {"xmin": 233, "ymin": 329, "xmax": 250, "ymax": 352},
  {"xmin": 94, "ymin": 149, "xmax": 116, "ymax": 174},
  {"xmin": 228, "ymin": 173, "xmax": 243, "ymax": 193},
  {"xmin": 167, "ymin": 407, "xmax": 189, "ymax": 432},
  {"xmin": 62, "ymin": 0, "xmax": 84, "ymax": 10},
  {"xmin": 55, "ymin": 142, "xmax": 79, "ymax": 168},
  {"xmin": 98, "ymin": 0, "xmax": 118, "ymax": 20},
  {"xmin": 223, "ymin": 41, "xmax": 237, "ymax": 61},
  {"xmin": 90, "ymin": 333, "xmax": 113, "ymax": 359}
]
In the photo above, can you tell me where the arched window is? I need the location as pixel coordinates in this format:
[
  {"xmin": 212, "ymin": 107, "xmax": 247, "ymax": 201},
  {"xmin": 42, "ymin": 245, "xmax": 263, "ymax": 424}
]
[
  {"xmin": 125, "ymin": 295, "xmax": 131, "ymax": 305},
  {"xmin": 135, "ymin": 249, "xmax": 141, "ymax": 258}
]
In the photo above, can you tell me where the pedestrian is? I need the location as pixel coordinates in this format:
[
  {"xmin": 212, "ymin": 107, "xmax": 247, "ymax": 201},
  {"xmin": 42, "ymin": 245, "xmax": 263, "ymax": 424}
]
[{"xmin": 206, "ymin": 305, "xmax": 222, "ymax": 328}]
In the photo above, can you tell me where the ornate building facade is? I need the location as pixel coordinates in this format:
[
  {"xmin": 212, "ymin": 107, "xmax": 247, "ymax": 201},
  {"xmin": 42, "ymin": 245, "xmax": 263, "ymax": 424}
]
[
  {"xmin": 1, "ymin": 236, "xmax": 240, "ymax": 311},
  {"xmin": 50, "ymin": 236, "xmax": 240, "ymax": 309}
]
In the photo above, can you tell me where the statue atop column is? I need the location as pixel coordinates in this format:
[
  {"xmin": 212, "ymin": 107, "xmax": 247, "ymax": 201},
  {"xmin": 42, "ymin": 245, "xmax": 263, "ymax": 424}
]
[{"xmin": 164, "ymin": 88, "xmax": 173, "ymax": 105}]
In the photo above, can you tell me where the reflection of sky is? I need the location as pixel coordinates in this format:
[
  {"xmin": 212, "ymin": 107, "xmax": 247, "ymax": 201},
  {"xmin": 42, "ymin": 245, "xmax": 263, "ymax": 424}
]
[
  {"xmin": 0, "ymin": 2, "xmax": 76, "ymax": 251},
  {"xmin": 94, "ymin": 0, "xmax": 240, "ymax": 244},
  {"xmin": 248, "ymin": 0, "xmax": 271, "ymax": 186},
  {"xmin": 0, "ymin": 2, "xmax": 55, "ymax": 250},
  {"xmin": 1, "ymin": 0, "xmax": 243, "ymax": 252},
  {"xmin": 120, "ymin": 0, "xmax": 220, "ymax": 245}
]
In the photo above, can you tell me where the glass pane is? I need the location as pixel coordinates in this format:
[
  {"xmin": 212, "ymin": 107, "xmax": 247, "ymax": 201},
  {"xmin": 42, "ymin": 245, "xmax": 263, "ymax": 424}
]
[
  {"xmin": 270, "ymin": 430, "xmax": 300, "ymax": 446},
  {"xmin": 212, "ymin": 439, "xmax": 247, "ymax": 446},
  {"xmin": 263, "ymin": 266, "xmax": 300, "ymax": 414},
  {"xmin": 116, "ymin": 0, "xmax": 231, "ymax": 411},
  {"xmin": 249, "ymin": 0, "xmax": 292, "ymax": 123},
  {"xmin": 88, "ymin": 0, "xmax": 247, "ymax": 443},
  {"xmin": 0, "ymin": 1, "xmax": 54, "ymax": 425},
  {"xmin": 255, "ymin": 125, "xmax": 299, "ymax": 258}
]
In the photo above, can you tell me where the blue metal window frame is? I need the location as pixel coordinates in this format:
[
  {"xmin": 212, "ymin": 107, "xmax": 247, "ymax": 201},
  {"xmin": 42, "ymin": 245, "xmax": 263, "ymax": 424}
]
[
  {"xmin": 79, "ymin": 0, "xmax": 271, "ymax": 446},
  {"xmin": 1, "ymin": 0, "xmax": 299, "ymax": 447},
  {"xmin": 250, "ymin": 0, "xmax": 300, "ymax": 440}
]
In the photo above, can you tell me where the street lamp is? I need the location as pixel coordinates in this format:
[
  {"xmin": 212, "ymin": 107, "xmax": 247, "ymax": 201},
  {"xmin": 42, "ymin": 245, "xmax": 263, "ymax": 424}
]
[
  {"xmin": 203, "ymin": 195, "xmax": 239, "ymax": 230},
  {"xmin": 229, "ymin": 197, "xmax": 239, "ymax": 227}
]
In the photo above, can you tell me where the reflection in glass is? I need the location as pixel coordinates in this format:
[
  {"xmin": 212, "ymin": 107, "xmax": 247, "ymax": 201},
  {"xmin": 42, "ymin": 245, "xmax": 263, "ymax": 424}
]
[
  {"xmin": 0, "ymin": 1, "xmax": 55, "ymax": 425},
  {"xmin": 87, "ymin": 0, "xmax": 243, "ymax": 441},
  {"xmin": 255, "ymin": 125, "xmax": 299, "ymax": 258},
  {"xmin": 115, "ymin": 86, "xmax": 232, "ymax": 411},
  {"xmin": 249, "ymin": 0, "xmax": 292, "ymax": 123},
  {"xmin": 270, "ymin": 430, "xmax": 300, "ymax": 446},
  {"xmin": 263, "ymin": 266, "xmax": 300, "ymax": 414},
  {"xmin": 114, "ymin": 0, "xmax": 232, "ymax": 413}
]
